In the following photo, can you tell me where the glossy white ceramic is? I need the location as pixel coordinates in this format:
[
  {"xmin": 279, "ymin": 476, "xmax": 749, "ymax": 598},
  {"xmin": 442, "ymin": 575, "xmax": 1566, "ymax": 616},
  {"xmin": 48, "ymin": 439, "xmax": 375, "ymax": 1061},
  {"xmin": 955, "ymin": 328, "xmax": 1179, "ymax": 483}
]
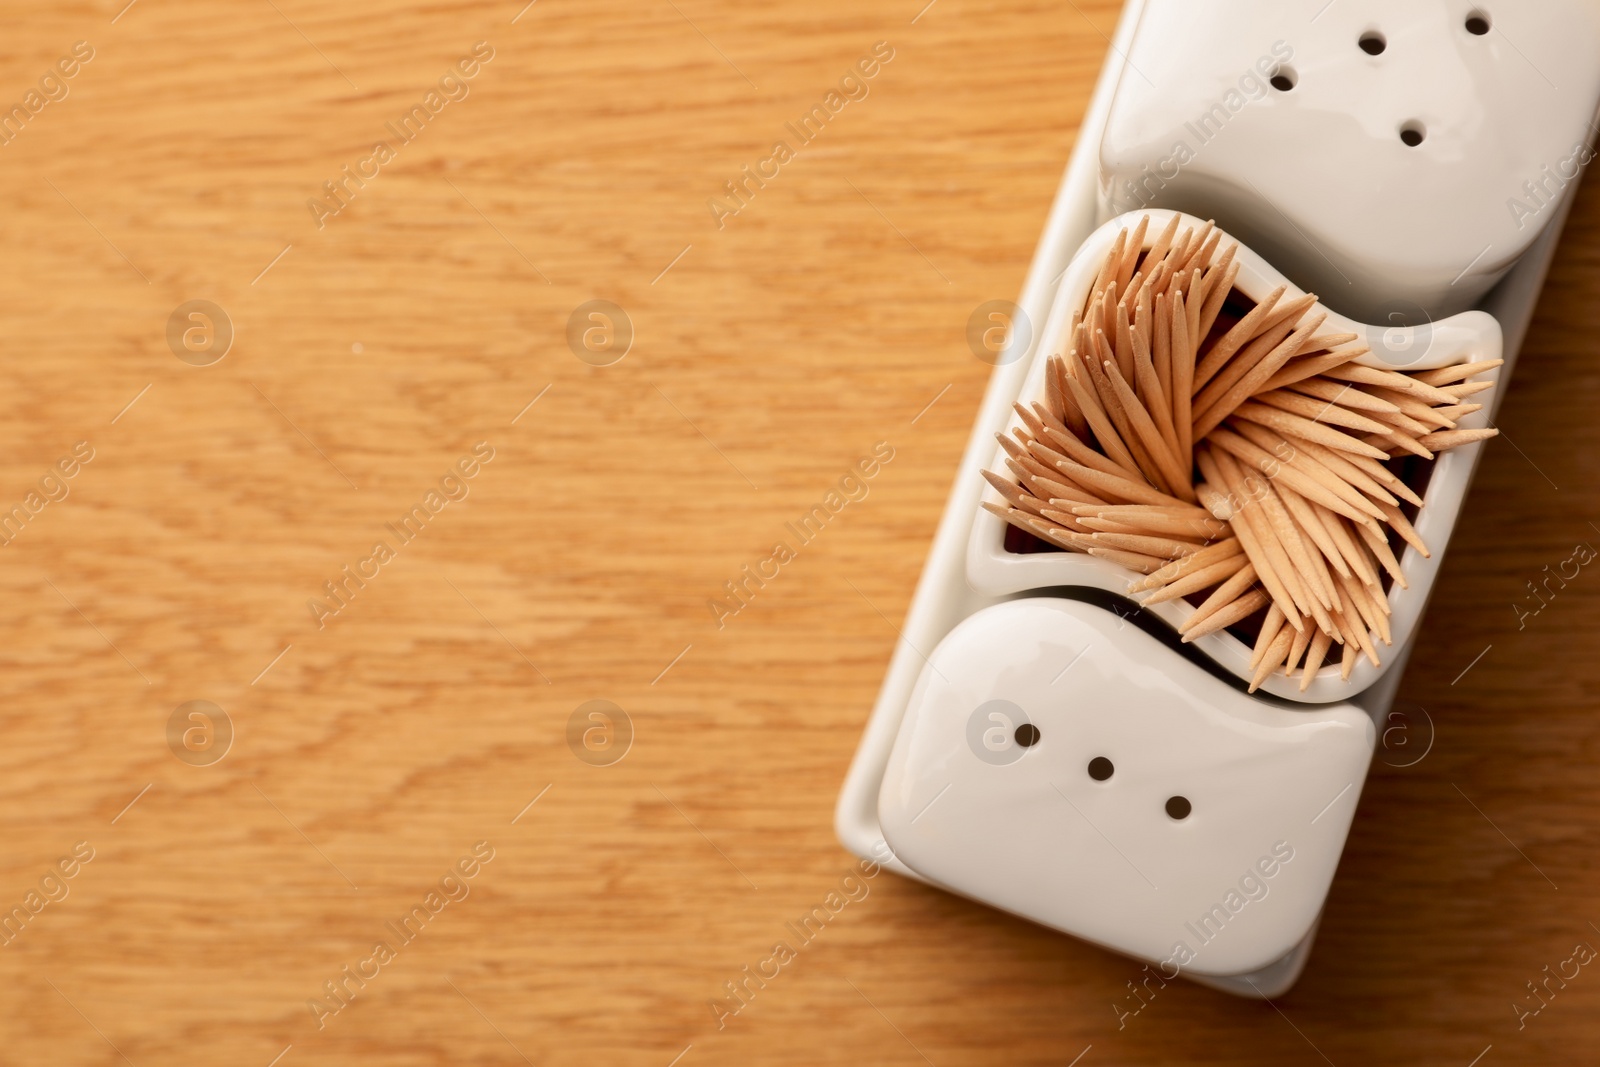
[
  {"xmin": 1098, "ymin": 0, "xmax": 1600, "ymax": 322},
  {"xmin": 878, "ymin": 598, "xmax": 1374, "ymax": 978}
]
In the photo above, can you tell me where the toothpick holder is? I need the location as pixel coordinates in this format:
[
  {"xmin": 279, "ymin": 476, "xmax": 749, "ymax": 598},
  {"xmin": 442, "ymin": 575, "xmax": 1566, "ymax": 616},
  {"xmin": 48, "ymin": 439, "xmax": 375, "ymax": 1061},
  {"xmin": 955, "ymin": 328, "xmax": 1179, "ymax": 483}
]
[{"xmin": 968, "ymin": 207, "xmax": 1500, "ymax": 703}]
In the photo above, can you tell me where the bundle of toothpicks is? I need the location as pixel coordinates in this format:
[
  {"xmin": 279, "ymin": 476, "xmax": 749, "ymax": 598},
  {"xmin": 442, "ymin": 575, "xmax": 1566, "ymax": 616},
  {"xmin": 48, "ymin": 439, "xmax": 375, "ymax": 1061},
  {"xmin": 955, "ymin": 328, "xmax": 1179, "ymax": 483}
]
[{"xmin": 984, "ymin": 215, "xmax": 1500, "ymax": 691}]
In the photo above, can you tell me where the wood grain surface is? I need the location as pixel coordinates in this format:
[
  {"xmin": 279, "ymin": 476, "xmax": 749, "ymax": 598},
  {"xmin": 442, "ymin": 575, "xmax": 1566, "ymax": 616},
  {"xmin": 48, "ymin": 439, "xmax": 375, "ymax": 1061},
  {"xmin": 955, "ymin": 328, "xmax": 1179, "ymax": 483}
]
[{"xmin": 2, "ymin": 0, "xmax": 1598, "ymax": 1063}]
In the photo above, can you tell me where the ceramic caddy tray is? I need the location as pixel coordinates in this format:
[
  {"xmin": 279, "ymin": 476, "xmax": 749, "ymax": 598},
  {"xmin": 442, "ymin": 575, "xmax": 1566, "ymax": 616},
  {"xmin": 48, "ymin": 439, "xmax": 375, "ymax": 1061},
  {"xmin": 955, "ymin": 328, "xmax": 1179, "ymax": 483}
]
[{"xmin": 837, "ymin": 0, "xmax": 1593, "ymax": 998}]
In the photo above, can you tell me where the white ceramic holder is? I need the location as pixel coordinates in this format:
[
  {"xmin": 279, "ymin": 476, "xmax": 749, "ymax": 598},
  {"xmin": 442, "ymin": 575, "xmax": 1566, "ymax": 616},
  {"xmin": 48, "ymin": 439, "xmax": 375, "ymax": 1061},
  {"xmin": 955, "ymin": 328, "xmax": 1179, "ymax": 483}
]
[
  {"xmin": 1099, "ymin": 0, "xmax": 1600, "ymax": 323},
  {"xmin": 838, "ymin": 0, "xmax": 1594, "ymax": 997},
  {"xmin": 970, "ymin": 207, "xmax": 1498, "ymax": 703},
  {"xmin": 877, "ymin": 597, "xmax": 1372, "ymax": 986}
]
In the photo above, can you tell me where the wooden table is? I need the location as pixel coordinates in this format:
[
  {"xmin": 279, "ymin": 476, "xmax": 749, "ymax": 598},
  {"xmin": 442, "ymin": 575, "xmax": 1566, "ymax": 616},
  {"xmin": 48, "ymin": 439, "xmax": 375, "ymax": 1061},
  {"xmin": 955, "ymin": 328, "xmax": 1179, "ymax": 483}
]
[{"xmin": 3, "ymin": 0, "xmax": 1598, "ymax": 1063}]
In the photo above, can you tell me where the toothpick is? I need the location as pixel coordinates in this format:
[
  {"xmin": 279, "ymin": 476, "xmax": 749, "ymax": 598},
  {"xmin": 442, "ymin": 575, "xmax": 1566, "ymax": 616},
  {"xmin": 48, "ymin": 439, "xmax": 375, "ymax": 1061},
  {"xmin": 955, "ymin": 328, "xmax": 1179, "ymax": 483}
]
[
  {"xmin": 1130, "ymin": 319, "xmax": 1180, "ymax": 459},
  {"xmin": 1177, "ymin": 221, "xmax": 1219, "ymax": 274},
  {"xmin": 1229, "ymin": 401, "xmax": 1393, "ymax": 460},
  {"xmin": 1040, "ymin": 422, "xmax": 1141, "ymax": 481},
  {"xmin": 1252, "ymin": 602, "xmax": 1287, "ymax": 669},
  {"xmin": 981, "ymin": 478, "xmax": 1051, "ymax": 518},
  {"xmin": 1103, "ymin": 358, "xmax": 1196, "ymax": 501},
  {"xmin": 1363, "ymin": 388, "xmax": 1454, "ymax": 429},
  {"xmin": 1300, "ymin": 630, "xmax": 1332, "ymax": 690},
  {"xmin": 1438, "ymin": 379, "xmax": 1496, "ymax": 399},
  {"xmin": 1238, "ymin": 423, "xmax": 1400, "ymax": 511},
  {"xmin": 1191, "ymin": 284, "xmax": 1287, "ymax": 393},
  {"xmin": 1196, "ymin": 251, "xmax": 1239, "ymax": 343},
  {"xmin": 1191, "ymin": 308, "xmax": 1308, "ymax": 422},
  {"xmin": 1206, "ymin": 427, "xmax": 1384, "ymax": 526},
  {"xmin": 1432, "ymin": 402, "xmax": 1483, "ymax": 423},
  {"xmin": 1354, "ymin": 519, "xmax": 1408, "ymax": 588},
  {"xmin": 1417, "ymin": 428, "xmax": 1498, "ymax": 450},
  {"xmin": 1074, "ymin": 504, "xmax": 1225, "ymax": 541},
  {"xmin": 1249, "ymin": 472, "xmax": 1341, "ymax": 628},
  {"xmin": 1288, "ymin": 375, "xmax": 1403, "ymax": 413},
  {"xmin": 1013, "ymin": 401, "xmax": 1049, "ymax": 441},
  {"xmin": 1115, "ymin": 216, "xmax": 1148, "ymax": 295},
  {"xmin": 1093, "ymin": 229, "xmax": 1125, "ymax": 297},
  {"xmin": 1166, "ymin": 227, "xmax": 1196, "ymax": 275},
  {"xmin": 1049, "ymin": 509, "xmax": 1135, "ymax": 534},
  {"xmin": 1144, "ymin": 214, "xmax": 1181, "ymax": 273},
  {"xmin": 1284, "ymin": 623, "xmax": 1312, "ymax": 677},
  {"xmin": 1001, "ymin": 454, "xmax": 1054, "ymax": 494},
  {"xmin": 1338, "ymin": 568, "xmax": 1393, "ymax": 646},
  {"xmin": 1270, "ymin": 479, "xmax": 1353, "ymax": 579},
  {"xmin": 1063, "ymin": 349, "xmax": 1145, "ymax": 477},
  {"xmin": 1191, "ymin": 311, "xmax": 1327, "ymax": 439},
  {"xmin": 1186, "ymin": 274, "xmax": 1204, "ymax": 349},
  {"xmin": 1143, "ymin": 554, "xmax": 1251, "ymax": 603},
  {"xmin": 1153, "ymin": 291, "xmax": 1173, "ymax": 404},
  {"xmin": 1125, "ymin": 537, "xmax": 1244, "ymax": 593},
  {"xmin": 1336, "ymin": 584, "xmax": 1382, "ymax": 667},
  {"xmin": 1051, "ymin": 451, "xmax": 1196, "ymax": 509},
  {"xmin": 1143, "ymin": 260, "xmax": 1171, "ymax": 306},
  {"xmin": 1375, "ymin": 500, "xmax": 1429, "ymax": 555},
  {"xmin": 1196, "ymin": 480, "xmax": 1233, "ymax": 520},
  {"xmin": 1328, "ymin": 444, "xmax": 1424, "ymax": 506},
  {"xmin": 1339, "ymin": 640, "xmax": 1358, "ymax": 680},
  {"xmin": 1029, "ymin": 473, "xmax": 1106, "ymax": 507},
  {"xmin": 1295, "ymin": 331, "xmax": 1360, "ymax": 356},
  {"xmin": 1172, "ymin": 290, "xmax": 1195, "ymax": 472},
  {"xmin": 1023, "ymin": 515, "xmax": 1090, "ymax": 553},
  {"xmin": 983, "ymin": 500, "xmax": 1042, "ymax": 531},
  {"xmin": 1362, "ymin": 428, "xmax": 1433, "ymax": 460},
  {"xmin": 1093, "ymin": 336, "xmax": 1176, "ymax": 491},
  {"xmin": 1258, "ymin": 346, "xmax": 1369, "ymax": 392},
  {"xmin": 1115, "ymin": 304, "xmax": 1137, "ymax": 382},
  {"xmin": 1253, "ymin": 388, "xmax": 1392, "ymax": 435},
  {"xmin": 1178, "ymin": 560, "xmax": 1259, "ymax": 630},
  {"xmin": 1099, "ymin": 282, "xmax": 1120, "ymax": 343},
  {"xmin": 1322, "ymin": 363, "xmax": 1460, "ymax": 406},
  {"xmin": 1412, "ymin": 359, "xmax": 1503, "ymax": 387},
  {"xmin": 1089, "ymin": 531, "xmax": 1206, "ymax": 559},
  {"xmin": 1085, "ymin": 545, "xmax": 1169, "ymax": 574},
  {"xmin": 1316, "ymin": 500, "xmax": 1383, "ymax": 588},
  {"xmin": 1208, "ymin": 448, "xmax": 1309, "ymax": 630},
  {"xmin": 1181, "ymin": 587, "xmax": 1269, "ymax": 642},
  {"xmin": 1076, "ymin": 515, "xmax": 1159, "ymax": 535},
  {"xmin": 1251, "ymin": 627, "xmax": 1294, "ymax": 691}
]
